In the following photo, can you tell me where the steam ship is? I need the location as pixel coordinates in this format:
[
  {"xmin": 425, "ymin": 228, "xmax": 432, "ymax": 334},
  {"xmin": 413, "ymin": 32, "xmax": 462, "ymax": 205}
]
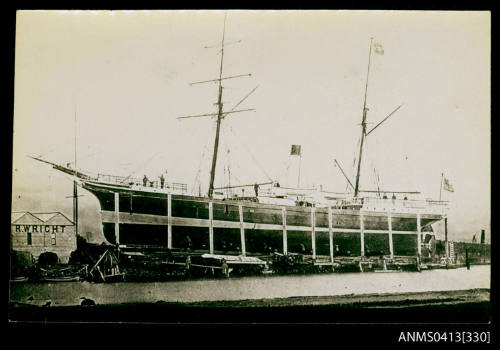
[{"xmin": 32, "ymin": 19, "xmax": 448, "ymax": 259}]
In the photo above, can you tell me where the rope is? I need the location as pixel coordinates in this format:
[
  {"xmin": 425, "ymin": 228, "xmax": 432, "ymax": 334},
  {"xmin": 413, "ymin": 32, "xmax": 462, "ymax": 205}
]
[
  {"xmin": 282, "ymin": 159, "xmax": 290, "ymax": 186},
  {"xmin": 226, "ymin": 124, "xmax": 273, "ymax": 182},
  {"xmin": 120, "ymin": 152, "xmax": 161, "ymax": 184},
  {"xmin": 346, "ymin": 136, "xmax": 361, "ymax": 193},
  {"xmin": 35, "ymin": 147, "xmax": 58, "ymax": 160},
  {"xmin": 364, "ymin": 134, "xmax": 383, "ymax": 195},
  {"xmin": 191, "ymin": 120, "xmax": 216, "ymax": 195}
]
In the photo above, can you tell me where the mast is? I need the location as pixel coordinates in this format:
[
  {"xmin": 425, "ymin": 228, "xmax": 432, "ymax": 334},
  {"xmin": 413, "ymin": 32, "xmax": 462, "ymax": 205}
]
[
  {"xmin": 179, "ymin": 15, "xmax": 255, "ymax": 197},
  {"xmin": 354, "ymin": 38, "xmax": 373, "ymax": 197},
  {"xmin": 73, "ymin": 106, "xmax": 78, "ymax": 237},
  {"xmin": 207, "ymin": 15, "xmax": 227, "ymax": 198}
]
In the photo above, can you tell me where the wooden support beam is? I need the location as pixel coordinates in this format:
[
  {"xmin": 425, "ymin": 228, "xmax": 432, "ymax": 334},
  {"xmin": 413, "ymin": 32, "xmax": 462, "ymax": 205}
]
[
  {"xmin": 167, "ymin": 193, "xmax": 172, "ymax": 249},
  {"xmin": 388, "ymin": 212, "xmax": 394, "ymax": 259},
  {"xmin": 311, "ymin": 206, "xmax": 316, "ymax": 259},
  {"xmin": 328, "ymin": 206, "xmax": 334, "ymax": 263},
  {"xmin": 282, "ymin": 207, "xmax": 287, "ymax": 255},
  {"xmin": 239, "ymin": 204, "xmax": 246, "ymax": 256},
  {"xmin": 114, "ymin": 192, "xmax": 120, "ymax": 245},
  {"xmin": 209, "ymin": 201, "xmax": 214, "ymax": 254},
  {"xmin": 416, "ymin": 213, "xmax": 422, "ymax": 257},
  {"xmin": 360, "ymin": 211, "xmax": 365, "ymax": 258}
]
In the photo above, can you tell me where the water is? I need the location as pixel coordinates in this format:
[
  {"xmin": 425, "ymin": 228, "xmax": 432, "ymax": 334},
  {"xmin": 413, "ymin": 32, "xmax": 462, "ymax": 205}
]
[{"xmin": 10, "ymin": 265, "xmax": 490, "ymax": 307}]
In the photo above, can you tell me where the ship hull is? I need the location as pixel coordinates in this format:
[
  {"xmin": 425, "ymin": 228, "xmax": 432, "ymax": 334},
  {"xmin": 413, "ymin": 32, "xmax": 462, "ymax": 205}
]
[{"xmin": 82, "ymin": 182, "xmax": 442, "ymax": 257}]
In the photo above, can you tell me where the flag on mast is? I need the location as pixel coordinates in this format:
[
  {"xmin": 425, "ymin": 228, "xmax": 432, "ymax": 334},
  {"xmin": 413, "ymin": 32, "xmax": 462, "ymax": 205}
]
[
  {"xmin": 443, "ymin": 176, "xmax": 454, "ymax": 192},
  {"xmin": 373, "ymin": 42, "xmax": 384, "ymax": 55},
  {"xmin": 290, "ymin": 145, "xmax": 302, "ymax": 156}
]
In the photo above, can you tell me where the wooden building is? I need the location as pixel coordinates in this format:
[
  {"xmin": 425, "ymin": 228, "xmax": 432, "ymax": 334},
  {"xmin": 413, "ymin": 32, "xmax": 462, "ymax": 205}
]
[{"xmin": 11, "ymin": 212, "xmax": 76, "ymax": 264}]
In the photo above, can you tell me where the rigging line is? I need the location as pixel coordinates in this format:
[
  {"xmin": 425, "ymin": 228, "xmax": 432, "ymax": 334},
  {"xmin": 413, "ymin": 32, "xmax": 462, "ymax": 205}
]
[
  {"xmin": 191, "ymin": 126, "xmax": 214, "ymax": 195},
  {"xmin": 230, "ymin": 142, "xmax": 251, "ymax": 185},
  {"xmin": 119, "ymin": 152, "xmax": 161, "ymax": 184},
  {"xmin": 346, "ymin": 136, "xmax": 361, "ymax": 193},
  {"xmin": 225, "ymin": 85, "xmax": 259, "ymax": 116},
  {"xmin": 226, "ymin": 128, "xmax": 264, "ymax": 186},
  {"xmin": 282, "ymin": 157, "xmax": 292, "ymax": 185},
  {"xmin": 365, "ymin": 135, "xmax": 379, "ymax": 192},
  {"xmin": 366, "ymin": 104, "xmax": 403, "ymax": 136},
  {"xmin": 276, "ymin": 161, "xmax": 285, "ymax": 186},
  {"xmin": 67, "ymin": 151, "xmax": 101, "ymax": 164},
  {"xmin": 287, "ymin": 160, "xmax": 295, "ymax": 189},
  {"xmin": 365, "ymin": 135, "xmax": 375, "ymax": 192},
  {"xmin": 35, "ymin": 147, "xmax": 58, "ymax": 160},
  {"xmin": 374, "ymin": 167, "xmax": 381, "ymax": 198},
  {"xmin": 192, "ymin": 147, "xmax": 206, "ymax": 195},
  {"xmin": 227, "ymin": 126, "xmax": 250, "ymax": 188},
  {"xmin": 231, "ymin": 171, "xmax": 243, "ymax": 188},
  {"xmin": 225, "ymin": 123, "xmax": 272, "ymax": 187},
  {"xmin": 226, "ymin": 124, "xmax": 273, "ymax": 182},
  {"xmin": 223, "ymin": 139, "xmax": 231, "ymax": 189},
  {"xmin": 177, "ymin": 104, "xmax": 218, "ymax": 194}
]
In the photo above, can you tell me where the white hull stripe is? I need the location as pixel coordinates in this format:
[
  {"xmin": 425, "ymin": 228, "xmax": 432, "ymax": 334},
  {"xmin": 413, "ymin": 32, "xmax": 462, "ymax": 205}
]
[{"xmin": 101, "ymin": 211, "xmax": 420, "ymax": 235}]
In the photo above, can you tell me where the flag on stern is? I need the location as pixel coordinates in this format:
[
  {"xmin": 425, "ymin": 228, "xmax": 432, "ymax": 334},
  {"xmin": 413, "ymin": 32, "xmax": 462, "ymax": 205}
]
[
  {"xmin": 443, "ymin": 176, "xmax": 454, "ymax": 192},
  {"xmin": 290, "ymin": 145, "xmax": 302, "ymax": 156},
  {"xmin": 373, "ymin": 42, "xmax": 384, "ymax": 55}
]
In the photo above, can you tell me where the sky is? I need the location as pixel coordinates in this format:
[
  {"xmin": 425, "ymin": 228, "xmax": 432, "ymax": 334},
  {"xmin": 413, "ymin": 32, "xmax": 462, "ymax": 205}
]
[{"xmin": 12, "ymin": 10, "xmax": 490, "ymax": 243}]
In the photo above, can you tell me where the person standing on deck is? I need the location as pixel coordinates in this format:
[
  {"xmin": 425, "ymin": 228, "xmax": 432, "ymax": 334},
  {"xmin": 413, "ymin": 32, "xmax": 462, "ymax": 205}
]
[
  {"xmin": 143, "ymin": 175, "xmax": 148, "ymax": 187},
  {"xmin": 254, "ymin": 183, "xmax": 259, "ymax": 197},
  {"xmin": 159, "ymin": 174, "xmax": 165, "ymax": 189}
]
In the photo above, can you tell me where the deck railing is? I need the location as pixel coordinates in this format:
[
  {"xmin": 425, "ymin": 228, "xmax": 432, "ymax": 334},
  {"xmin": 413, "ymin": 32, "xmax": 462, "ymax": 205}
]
[
  {"xmin": 361, "ymin": 197, "xmax": 448, "ymax": 214},
  {"xmin": 96, "ymin": 173, "xmax": 187, "ymax": 193}
]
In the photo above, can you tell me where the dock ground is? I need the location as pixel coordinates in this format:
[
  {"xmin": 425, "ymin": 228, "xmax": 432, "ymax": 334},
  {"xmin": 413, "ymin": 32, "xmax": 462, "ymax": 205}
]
[{"xmin": 10, "ymin": 288, "xmax": 490, "ymax": 323}]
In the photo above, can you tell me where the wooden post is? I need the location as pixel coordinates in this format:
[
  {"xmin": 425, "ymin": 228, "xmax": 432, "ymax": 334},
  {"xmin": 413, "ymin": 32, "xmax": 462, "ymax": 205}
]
[
  {"xmin": 311, "ymin": 206, "xmax": 316, "ymax": 259},
  {"xmin": 209, "ymin": 201, "xmax": 214, "ymax": 254},
  {"xmin": 388, "ymin": 212, "xmax": 394, "ymax": 259},
  {"xmin": 416, "ymin": 213, "xmax": 422, "ymax": 257},
  {"xmin": 114, "ymin": 192, "xmax": 120, "ymax": 245},
  {"xmin": 465, "ymin": 247, "xmax": 470, "ymax": 270},
  {"xmin": 359, "ymin": 211, "xmax": 365, "ymax": 258},
  {"xmin": 239, "ymin": 204, "xmax": 246, "ymax": 256},
  {"xmin": 185, "ymin": 255, "xmax": 191, "ymax": 277},
  {"xmin": 222, "ymin": 259, "xmax": 229, "ymax": 278},
  {"xmin": 167, "ymin": 193, "xmax": 172, "ymax": 249},
  {"xmin": 282, "ymin": 207, "xmax": 287, "ymax": 255},
  {"xmin": 444, "ymin": 217, "xmax": 449, "ymax": 261},
  {"xmin": 328, "ymin": 206, "xmax": 334, "ymax": 263}
]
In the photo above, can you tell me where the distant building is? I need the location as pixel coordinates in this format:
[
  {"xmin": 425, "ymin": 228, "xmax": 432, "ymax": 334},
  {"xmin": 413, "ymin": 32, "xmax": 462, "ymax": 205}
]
[{"xmin": 11, "ymin": 212, "xmax": 76, "ymax": 264}]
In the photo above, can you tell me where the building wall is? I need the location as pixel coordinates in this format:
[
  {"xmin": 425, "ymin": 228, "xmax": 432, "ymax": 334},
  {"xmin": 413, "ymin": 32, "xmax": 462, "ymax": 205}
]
[{"xmin": 11, "ymin": 223, "xmax": 76, "ymax": 264}]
